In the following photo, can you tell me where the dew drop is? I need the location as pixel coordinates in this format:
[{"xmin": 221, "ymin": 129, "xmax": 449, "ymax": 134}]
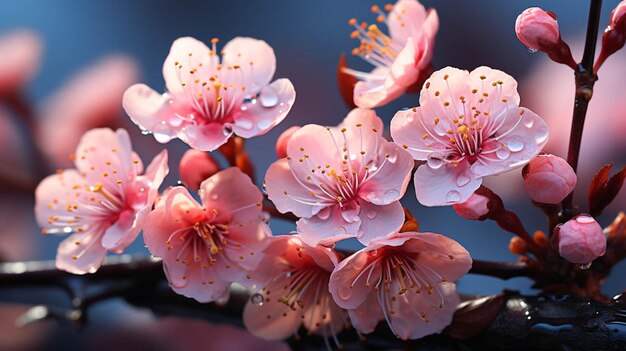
[
  {"xmin": 210, "ymin": 193, "xmax": 219, "ymax": 200},
  {"xmin": 535, "ymin": 127, "xmax": 549, "ymax": 144},
  {"xmin": 369, "ymin": 249, "xmax": 379, "ymax": 257},
  {"xmin": 236, "ymin": 116, "xmax": 254, "ymax": 130},
  {"xmin": 367, "ymin": 210, "xmax": 377, "ymax": 219},
  {"xmin": 576, "ymin": 215, "xmax": 595, "ymax": 224},
  {"xmin": 445, "ymin": 190, "xmax": 462, "ymax": 203},
  {"xmin": 250, "ymin": 293, "xmax": 265, "ymax": 306},
  {"xmin": 526, "ymin": 46, "xmax": 538, "ymax": 53},
  {"xmin": 177, "ymin": 180, "xmax": 183, "ymax": 185},
  {"xmin": 496, "ymin": 147, "xmax": 511, "ymax": 159},
  {"xmin": 406, "ymin": 115, "xmax": 414, "ymax": 123},
  {"xmin": 338, "ymin": 285, "xmax": 352, "ymax": 300},
  {"xmin": 384, "ymin": 189, "xmax": 400, "ymax": 202},
  {"xmin": 427, "ymin": 152, "xmax": 444, "ymax": 169},
  {"xmin": 154, "ymin": 132, "xmax": 172, "ymax": 143},
  {"xmin": 141, "ymin": 130, "xmax": 152, "ymax": 136},
  {"xmin": 63, "ymin": 226, "xmax": 72, "ymax": 233},
  {"xmin": 456, "ymin": 174, "xmax": 471, "ymax": 187},
  {"xmin": 317, "ymin": 207, "xmax": 331, "ymax": 220},
  {"xmin": 579, "ymin": 262, "xmax": 592, "ymax": 270},
  {"xmin": 259, "ymin": 86, "xmax": 279, "ymax": 107},
  {"xmin": 523, "ymin": 116, "xmax": 534, "ymax": 128},
  {"xmin": 387, "ymin": 150, "xmax": 398, "ymax": 164},
  {"xmin": 507, "ymin": 137, "xmax": 525, "ymax": 152},
  {"xmin": 223, "ymin": 125, "xmax": 233, "ymax": 136},
  {"xmin": 434, "ymin": 124, "xmax": 447, "ymax": 136}
]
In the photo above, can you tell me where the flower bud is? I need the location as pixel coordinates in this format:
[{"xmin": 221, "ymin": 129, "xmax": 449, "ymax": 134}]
[
  {"xmin": 515, "ymin": 8, "xmax": 576, "ymax": 68},
  {"xmin": 509, "ymin": 236, "xmax": 527, "ymax": 255},
  {"xmin": 179, "ymin": 150, "xmax": 220, "ymax": 192},
  {"xmin": 523, "ymin": 154, "xmax": 577, "ymax": 204},
  {"xmin": 452, "ymin": 193, "xmax": 490, "ymax": 220},
  {"xmin": 596, "ymin": 1, "xmax": 626, "ymax": 71},
  {"xmin": 275, "ymin": 126, "xmax": 300, "ymax": 158},
  {"xmin": 557, "ymin": 215, "xmax": 606, "ymax": 264}
]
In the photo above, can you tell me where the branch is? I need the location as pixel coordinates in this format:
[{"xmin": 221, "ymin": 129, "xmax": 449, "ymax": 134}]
[{"xmin": 561, "ymin": 0, "xmax": 603, "ymax": 219}]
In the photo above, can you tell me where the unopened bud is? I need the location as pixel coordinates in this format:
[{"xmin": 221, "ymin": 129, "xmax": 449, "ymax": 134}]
[
  {"xmin": 556, "ymin": 215, "xmax": 607, "ymax": 265},
  {"xmin": 275, "ymin": 126, "xmax": 300, "ymax": 158},
  {"xmin": 179, "ymin": 150, "xmax": 220, "ymax": 192},
  {"xmin": 523, "ymin": 154, "xmax": 577, "ymax": 204}
]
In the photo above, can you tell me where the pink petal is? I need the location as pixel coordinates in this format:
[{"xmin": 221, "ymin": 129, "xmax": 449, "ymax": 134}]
[
  {"xmin": 74, "ymin": 128, "xmax": 136, "ymax": 186},
  {"xmin": 221, "ymin": 37, "xmax": 277, "ymax": 92},
  {"xmin": 178, "ymin": 122, "xmax": 231, "ymax": 151},
  {"xmin": 469, "ymin": 66, "xmax": 520, "ymax": 106},
  {"xmin": 231, "ymin": 78, "xmax": 295, "ymax": 138},
  {"xmin": 347, "ymin": 293, "xmax": 385, "ymax": 334},
  {"xmin": 34, "ymin": 170, "xmax": 88, "ymax": 228},
  {"xmin": 391, "ymin": 107, "xmax": 448, "ymax": 160},
  {"xmin": 170, "ymin": 262, "xmax": 231, "ymax": 303},
  {"xmin": 101, "ymin": 209, "xmax": 135, "ymax": 250},
  {"xmin": 0, "ymin": 30, "xmax": 42, "ymax": 94},
  {"xmin": 55, "ymin": 227, "xmax": 107, "ymax": 275},
  {"xmin": 162, "ymin": 37, "xmax": 213, "ymax": 95},
  {"xmin": 387, "ymin": 40, "xmax": 420, "ymax": 88},
  {"xmin": 199, "ymin": 167, "xmax": 263, "ymax": 223},
  {"xmin": 358, "ymin": 140, "xmax": 413, "ymax": 205},
  {"xmin": 122, "ymin": 83, "xmax": 182, "ymax": 143},
  {"xmin": 353, "ymin": 68, "xmax": 405, "ymax": 109},
  {"xmin": 329, "ymin": 250, "xmax": 381, "ymax": 310},
  {"xmin": 356, "ymin": 200, "xmax": 405, "ymax": 245},
  {"xmin": 387, "ymin": 0, "xmax": 428, "ymax": 44},
  {"xmin": 419, "ymin": 67, "xmax": 472, "ymax": 120},
  {"xmin": 414, "ymin": 162, "xmax": 482, "ymax": 206},
  {"xmin": 264, "ymin": 158, "xmax": 325, "ymax": 218},
  {"xmin": 472, "ymin": 108, "xmax": 548, "ymax": 177},
  {"xmin": 297, "ymin": 205, "xmax": 359, "ymax": 246}
]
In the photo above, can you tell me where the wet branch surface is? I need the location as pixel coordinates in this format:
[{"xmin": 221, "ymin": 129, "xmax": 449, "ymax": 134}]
[{"xmin": 0, "ymin": 255, "xmax": 624, "ymax": 350}]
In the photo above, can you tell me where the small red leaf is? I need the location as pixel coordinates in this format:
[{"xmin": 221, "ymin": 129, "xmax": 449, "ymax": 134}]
[
  {"xmin": 589, "ymin": 163, "xmax": 626, "ymax": 216},
  {"xmin": 337, "ymin": 53, "xmax": 357, "ymax": 110}
]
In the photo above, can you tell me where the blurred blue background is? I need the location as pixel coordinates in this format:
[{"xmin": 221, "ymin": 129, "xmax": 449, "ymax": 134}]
[{"xmin": 0, "ymin": 0, "xmax": 624, "ymax": 349}]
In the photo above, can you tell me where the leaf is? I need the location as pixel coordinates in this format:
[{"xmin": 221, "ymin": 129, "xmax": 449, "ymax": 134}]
[
  {"xmin": 337, "ymin": 53, "xmax": 357, "ymax": 110},
  {"xmin": 589, "ymin": 163, "xmax": 626, "ymax": 216}
]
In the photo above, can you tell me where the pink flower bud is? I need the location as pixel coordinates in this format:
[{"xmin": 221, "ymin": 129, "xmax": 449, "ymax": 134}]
[
  {"xmin": 515, "ymin": 8, "xmax": 560, "ymax": 50},
  {"xmin": 452, "ymin": 193, "xmax": 490, "ymax": 220},
  {"xmin": 179, "ymin": 150, "xmax": 220, "ymax": 192},
  {"xmin": 557, "ymin": 215, "xmax": 606, "ymax": 264},
  {"xmin": 275, "ymin": 126, "xmax": 300, "ymax": 158},
  {"xmin": 523, "ymin": 154, "xmax": 577, "ymax": 204},
  {"xmin": 0, "ymin": 30, "xmax": 43, "ymax": 95},
  {"xmin": 611, "ymin": 1, "xmax": 626, "ymax": 31}
]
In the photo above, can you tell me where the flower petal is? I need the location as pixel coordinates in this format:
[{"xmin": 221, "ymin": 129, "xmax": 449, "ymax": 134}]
[
  {"xmin": 55, "ymin": 227, "xmax": 107, "ymax": 274},
  {"xmin": 222, "ymin": 37, "xmax": 276, "ymax": 92},
  {"xmin": 391, "ymin": 107, "xmax": 448, "ymax": 160},
  {"xmin": 414, "ymin": 162, "xmax": 482, "ymax": 206},
  {"xmin": 199, "ymin": 167, "xmax": 263, "ymax": 223},
  {"xmin": 162, "ymin": 37, "xmax": 213, "ymax": 95},
  {"xmin": 387, "ymin": 0, "xmax": 428, "ymax": 44},
  {"xmin": 179, "ymin": 123, "xmax": 232, "ymax": 151},
  {"xmin": 297, "ymin": 206, "xmax": 359, "ymax": 246},
  {"xmin": 101, "ymin": 209, "xmax": 136, "ymax": 250},
  {"xmin": 358, "ymin": 141, "xmax": 413, "ymax": 205},
  {"xmin": 356, "ymin": 200, "xmax": 405, "ymax": 245}
]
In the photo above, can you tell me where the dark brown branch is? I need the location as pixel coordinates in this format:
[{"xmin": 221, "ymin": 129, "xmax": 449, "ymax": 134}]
[{"xmin": 561, "ymin": 0, "xmax": 603, "ymax": 220}]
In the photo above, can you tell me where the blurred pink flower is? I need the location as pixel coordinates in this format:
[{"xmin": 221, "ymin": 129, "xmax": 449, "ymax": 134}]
[
  {"xmin": 179, "ymin": 149, "xmax": 220, "ymax": 192},
  {"xmin": 38, "ymin": 55, "xmax": 140, "ymax": 167},
  {"xmin": 328, "ymin": 231, "xmax": 472, "ymax": 340},
  {"xmin": 123, "ymin": 36, "xmax": 296, "ymax": 151},
  {"xmin": 557, "ymin": 214, "xmax": 606, "ymax": 265},
  {"xmin": 391, "ymin": 66, "xmax": 548, "ymax": 206},
  {"xmin": 265, "ymin": 108, "xmax": 414, "ymax": 246},
  {"xmin": 243, "ymin": 235, "xmax": 347, "ymax": 344},
  {"xmin": 34, "ymin": 128, "xmax": 168, "ymax": 274},
  {"xmin": 143, "ymin": 167, "xmax": 269, "ymax": 303},
  {"xmin": 523, "ymin": 154, "xmax": 576, "ymax": 204},
  {"xmin": 345, "ymin": 0, "xmax": 438, "ymax": 108},
  {"xmin": 0, "ymin": 108, "xmax": 33, "ymax": 182},
  {"xmin": 0, "ymin": 30, "xmax": 43, "ymax": 95},
  {"xmin": 452, "ymin": 192, "xmax": 490, "ymax": 220}
]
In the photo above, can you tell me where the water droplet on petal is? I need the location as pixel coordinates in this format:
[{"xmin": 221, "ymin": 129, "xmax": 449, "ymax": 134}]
[
  {"xmin": 63, "ymin": 226, "xmax": 72, "ymax": 233},
  {"xmin": 434, "ymin": 124, "xmax": 447, "ymax": 136},
  {"xmin": 141, "ymin": 130, "xmax": 152, "ymax": 136},
  {"xmin": 576, "ymin": 215, "xmax": 595, "ymax": 224},
  {"xmin": 317, "ymin": 207, "xmax": 331, "ymax": 220},
  {"xmin": 579, "ymin": 262, "xmax": 592, "ymax": 270},
  {"xmin": 223, "ymin": 125, "xmax": 233, "ymax": 136},
  {"xmin": 387, "ymin": 150, "xmax": 398, "ymax": 164},
  {"xmin": 445, "ymin": 190, "xmax": 462, "ymax": 203},
  {"xmin": 535, "ymin": 127, "xmax": 549, "ymax": 144},
  {"xmin": 236, "ymin": 116, "xmax": 254, "ymax": 130},
  {"xmin": 507, "ymin": 137, "xmax": 525, "ymax": 152},
  {"xmin": 456, "ymin": 174, "xmax": 471, "ymax": 187},
  {"xmin": 523, "ymin": 116, "xmax": 534, "ymax": 128},
  {"xmin": 250, "ymin": 293, "xmax": 265, "ymax": 306},
  {"xmin": 367, "ymin": 210, "xmax": 377, "ymax": 219},
  {"xmin": 427, "ymin": 152, "xmax": 444, "ymax": 169},
  {"xmin": 210, "ymin": 193, "xmax": 219, "ymax": 200},
  {"xmin": 369, "ymin": 249, "xmax": 379, "ymax": 257},
  {"xmin": 496, "ymin": 147, "xmax": 510, "ymax": 159},
  {"xmin": 257, "ymin": 119, "xmax": 273, "ymax": 131},
  {"xmin": 259, "ymin": 86, "xmax": 279, "ymax": 107},
  {"xmin": 153, "ymin": 123, "xmax": 173, "ymax": 143},
  {"xmin": 338, "ymin": 285, "xmax": 352, "ymax": 300},
  {"xmin": 526, "ymin": 46, "xmax": 538, "ymax": 53},
  {"xmin": 384, "ymin": 189, "xmax": 400, "ymax": 202},
  {"xmin": 406, "ymin": 115, "xmax": 414, "ymax": 123}
]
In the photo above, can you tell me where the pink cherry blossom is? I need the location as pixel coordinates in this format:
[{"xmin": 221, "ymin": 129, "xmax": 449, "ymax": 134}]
[
  {"xmin": 328, "ymin": 231, "xmax": 472, "ymax": 340},
  {"xmin": 344, "ymin": 0, "xmax": 438, "ymax": 108},
  {"xmin": 38, "ymin": 55, "xmax": 139, "ymax": 167},
  {"xmin": 123, "ymin": 37, "xmax": 295, "ymax": 151},
  {"xmin": 179, "ymin": 149, "xmax": 220, "ymax": 192},
  {"xmin": 0, "ymin": 30, "xmax": 43, "ymax": 95},
  {"xmin": 265, "ymin": 108, "xmax": 414, "ymax": 246},
  {"xmin": 34, "ymin": 128, "xmax": 169, "ymax": 274},
  {"xmin": 143, "ymin": 167, "xmax": 270, "ymax": 303},
  {"xmin": 452, "ymin": 192, "xmax": 490, "ymax": 220},
  {"xmin": 557, "ymin": 215, "xmax": 606, "ymax": 265},
  {"xmin": 391, "ymin": 66, "xmax": 549, "ymax": 206},
  {"xmin": 523, "ymin": 154, "xmax": 576, "ymax": 204},
  {"xmin": 243, "ymin": 235, "xmax": 347, "ymax": 346}
]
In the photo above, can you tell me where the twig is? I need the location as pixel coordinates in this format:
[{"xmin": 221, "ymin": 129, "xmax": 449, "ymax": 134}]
[{"xmin": 561, "ymin": 0, "xmax": 603, "ymax": 220}]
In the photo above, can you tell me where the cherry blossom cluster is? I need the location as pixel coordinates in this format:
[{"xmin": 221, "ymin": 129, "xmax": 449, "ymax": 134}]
[{"xmin": 30, "ymin": 0, "xmax": 626, "ymax": 347}]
